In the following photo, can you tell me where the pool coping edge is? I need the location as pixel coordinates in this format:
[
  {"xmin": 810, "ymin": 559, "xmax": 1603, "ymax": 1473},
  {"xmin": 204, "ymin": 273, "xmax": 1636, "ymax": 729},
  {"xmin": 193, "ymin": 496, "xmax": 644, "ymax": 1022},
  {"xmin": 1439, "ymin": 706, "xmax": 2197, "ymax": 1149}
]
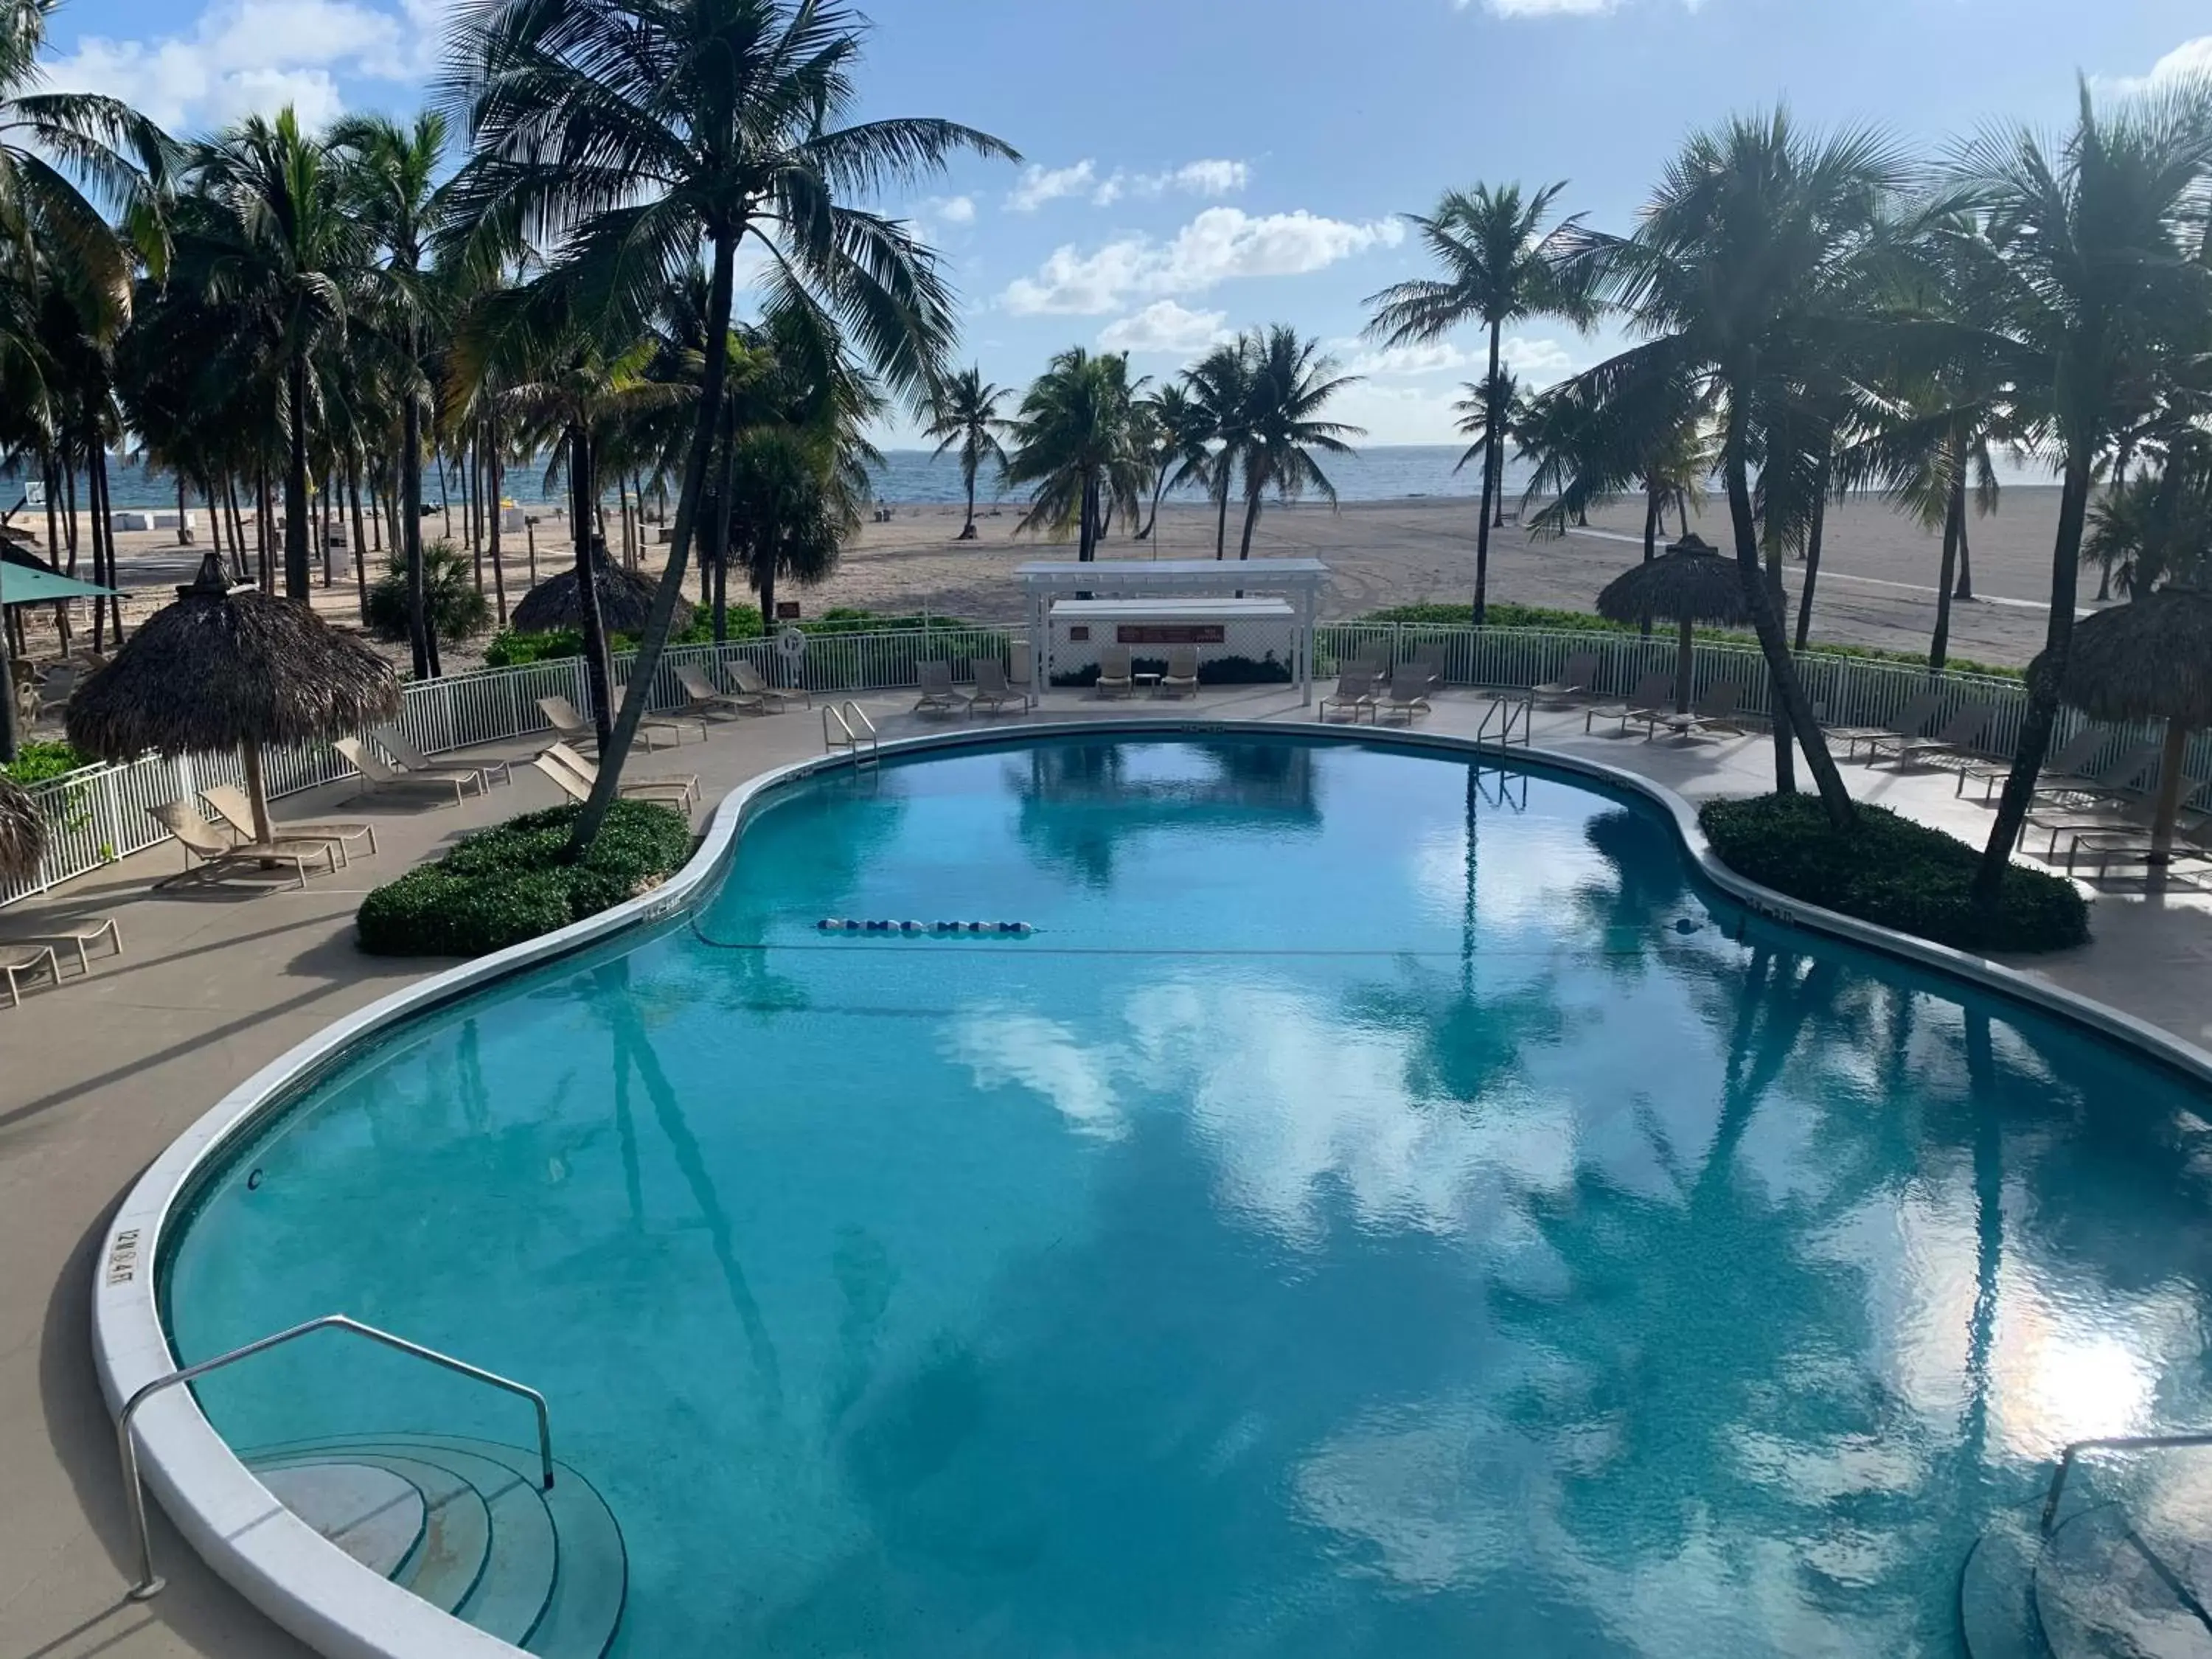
[{"xmin": 88, "ymin": 715, "xmax": 2212, "ymax": 1659}]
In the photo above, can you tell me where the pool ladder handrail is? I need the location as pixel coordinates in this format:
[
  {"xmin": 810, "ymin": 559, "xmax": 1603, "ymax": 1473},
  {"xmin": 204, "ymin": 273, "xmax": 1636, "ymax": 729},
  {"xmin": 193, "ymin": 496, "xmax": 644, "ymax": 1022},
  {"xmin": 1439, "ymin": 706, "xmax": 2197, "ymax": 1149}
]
[
  {"xmin": 1476, "ymin": 689, "xmax": 1534, "ymax": 748},
  {"xmin": 116, "ymin": 1312, "xmax": 554, "ymax": 1601},
  {"xmin": 2041, "ymin": 1430, "xmax": 2212, "ymax": 1533},
  {"xmin": 822, "ymin": 700, "xmax": 880, "ymax": 766}
]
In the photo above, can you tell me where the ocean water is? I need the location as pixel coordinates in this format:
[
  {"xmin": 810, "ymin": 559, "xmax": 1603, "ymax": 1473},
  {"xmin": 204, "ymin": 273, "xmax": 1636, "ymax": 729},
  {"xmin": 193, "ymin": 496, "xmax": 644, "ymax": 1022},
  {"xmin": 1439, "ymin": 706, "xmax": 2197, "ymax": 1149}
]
[
  {"xmin": 31, "ymin": 445, "xmax": 1529, "ymax": 515},
  {"xmin": 163, "ymin": 734, "xmax": 2212, "ymax": 1658}
]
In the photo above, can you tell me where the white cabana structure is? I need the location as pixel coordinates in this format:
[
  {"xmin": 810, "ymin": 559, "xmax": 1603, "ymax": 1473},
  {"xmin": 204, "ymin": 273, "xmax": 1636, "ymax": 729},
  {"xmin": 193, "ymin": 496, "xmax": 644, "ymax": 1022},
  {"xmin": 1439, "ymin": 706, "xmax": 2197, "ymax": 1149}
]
[{"xmin": 1016, "ymin": 559, "xmax": 1329, "ymax": 705}]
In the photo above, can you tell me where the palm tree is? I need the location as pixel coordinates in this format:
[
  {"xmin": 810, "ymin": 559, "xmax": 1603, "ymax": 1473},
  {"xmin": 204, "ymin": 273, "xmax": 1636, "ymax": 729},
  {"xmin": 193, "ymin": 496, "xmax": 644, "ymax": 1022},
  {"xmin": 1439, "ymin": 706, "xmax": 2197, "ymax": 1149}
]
[
  {"xmin": 1004, "ymin": 347, "xmax": 1148, "ymax": 561},
  {"xmin": 1183, "ymin": 337, "xmax": 1253, "ymax": 559},
  {"xmin": 921, "ymin": 366, "xmax": 1008, "ymax": 539},
  {"xmin": 184, "ymin": 109, "xmax": 367, "ymax": 602},
  {"xmin": 1229, "ymin": 324, "xmax": 1363, "ymax": 558},
  {"xmin": 445, "ymin": 0, "xmax": 1015, "ymax": 852},
  {"xmin": 1365, "ymin": 181, "xmax": 1596, "ymax": 622},
  {"xmin": 1551, "ymin": 112, "xmax": 1916, "ymax": 823},
  {"xmin": 1451, "ymin": 366, "xmax": 1524, "ymax": 525},
  {"xmin": 1936, "ymin": 83, "xmax": 2212, "ymax": 903},
  {"xmin": 1135, "ymin": 380, "xmax": 1211, "ymax": 548},
  {"xmin": 330, "ymin": 111, "xmax": 460, "ymax": 677}
]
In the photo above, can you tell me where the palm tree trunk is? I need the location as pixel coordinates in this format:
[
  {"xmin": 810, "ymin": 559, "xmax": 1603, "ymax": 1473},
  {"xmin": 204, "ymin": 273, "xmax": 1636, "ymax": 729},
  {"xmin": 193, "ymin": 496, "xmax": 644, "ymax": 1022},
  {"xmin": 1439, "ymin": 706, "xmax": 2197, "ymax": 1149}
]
[
  {"xmin": 1475, "ymin": 321, "xmax": 1501, "ymax": 626},
  {"xmin": 1138, "ymin": 469, "xmax": 1164, "ymax": 541},
  {"xmin": 709, "ymin": 402, "xmax": 737, "ymax": 644},
  {"xmin": 1078, "ymin": 470, "xmax": 1097, "ymax": 563},
  {"xmin": 349, "ymin": 468, "xmax": 369, "ymax": 623},
  {"xmin": 1931, "ymin": 462, "xmax": 1963, "ymax": 672},
  {"xmin": 1792, "ymin": 462, "xmax": 1829, "ymax": 652},
  {"xmin": 401, "ymin": 345, "xmax": 431, "ymax": 679},
  {"xmin": 569, "ymin": 425, "xmax": 614, "ymax": 753},
  {"xmin": 961, "ymin": 456, "xmax": 978, "ymax": 540},
  {"xmin": 1975, "ymin": 445, "xmax": 2095, "ymax": 905},
  {"xmin": 1724, "ymin": 400, "xmax": 1853, "ymax": 824},
  {"xmin": 284, "ymin": 353, "xmax": 312, "ymax": 601},
  {"xmin": 1640, "ymin": 484, "xmax": 1658, "ymax": 639},
  {"xmin": 487, "ymin": 421, "xmax": 507, "ymax": 627},
  {"xmin": 1213, "ymin": 470, "xmax": 1230, "ymax": 560},
  {"xmin": 2095, "ymin": 441, "xmax": 2131, "ymax": 602},
  {"xmin": 568, "ymin": 229, "xmax": 740, "ymax": 855},
  {"xmin": 1238, "ymin": 488, "xmax": 1262, "ymax": 559},
  {"xmin": 1953, "ymin": 507, "xmax": 1975, "ymax": 600}
]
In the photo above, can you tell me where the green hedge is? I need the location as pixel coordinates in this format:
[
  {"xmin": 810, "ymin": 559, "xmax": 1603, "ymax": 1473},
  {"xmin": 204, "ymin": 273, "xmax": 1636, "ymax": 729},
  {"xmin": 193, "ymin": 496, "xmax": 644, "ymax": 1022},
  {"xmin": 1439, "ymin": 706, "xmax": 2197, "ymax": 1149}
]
[
  {"xmin": 0, "ymin": 740, "xmax": 91, "ymax": 785},
  {"xmin": 1049, "ymin": 653, "xmax": 1293, "ymax": 688},
  {"xmin": 1356, "ymin": 602, "xmax": 2023, "ymax": 680},
  {"xmin": 1699, "ymin": 793, "xmax": 2087, "ymax": 955},
  {"xmin": 356, "ymin": 801, "xmax": 694, "ymax": 957}
]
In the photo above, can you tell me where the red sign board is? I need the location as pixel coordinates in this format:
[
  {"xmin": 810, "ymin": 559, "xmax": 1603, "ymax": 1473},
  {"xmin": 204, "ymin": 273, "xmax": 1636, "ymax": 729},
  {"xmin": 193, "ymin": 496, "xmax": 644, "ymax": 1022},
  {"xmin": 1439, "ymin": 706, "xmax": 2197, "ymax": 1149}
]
[{"xmin": 1117, "ymin": 624, "xmax": 1225, "ymax": 645}]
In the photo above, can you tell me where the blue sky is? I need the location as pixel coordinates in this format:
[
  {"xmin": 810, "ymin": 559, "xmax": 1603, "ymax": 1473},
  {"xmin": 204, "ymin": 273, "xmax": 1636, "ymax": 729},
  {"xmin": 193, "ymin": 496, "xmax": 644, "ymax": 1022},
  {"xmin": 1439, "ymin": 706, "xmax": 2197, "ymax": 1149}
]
[{"xmin": 38, "ymin": 0, "xmax": 2212, "ymax": 443}]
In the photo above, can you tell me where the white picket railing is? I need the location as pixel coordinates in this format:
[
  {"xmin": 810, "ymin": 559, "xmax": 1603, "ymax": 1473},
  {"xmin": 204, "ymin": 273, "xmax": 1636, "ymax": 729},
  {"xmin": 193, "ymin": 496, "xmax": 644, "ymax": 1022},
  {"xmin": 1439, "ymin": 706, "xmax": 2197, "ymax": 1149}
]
[{"xmin": 0, "ymin": 621, "xmax": 2189, "ymax": 909}]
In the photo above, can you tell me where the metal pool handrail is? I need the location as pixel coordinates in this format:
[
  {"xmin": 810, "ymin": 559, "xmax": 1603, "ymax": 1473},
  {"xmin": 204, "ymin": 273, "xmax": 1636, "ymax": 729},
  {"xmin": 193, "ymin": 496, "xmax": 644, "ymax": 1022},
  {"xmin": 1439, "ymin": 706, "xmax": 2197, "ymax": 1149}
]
[
  {"xmin": 2041, "ymin": 1431, "xmax": 2212, "ymax": 1533},
  {"xmin": 117, "ymin": 1313, "xmax": 553, "ymax": 1600},
  {"xmin": 822, "ymin": 700, "xmax": 879, "ymax": 765}
]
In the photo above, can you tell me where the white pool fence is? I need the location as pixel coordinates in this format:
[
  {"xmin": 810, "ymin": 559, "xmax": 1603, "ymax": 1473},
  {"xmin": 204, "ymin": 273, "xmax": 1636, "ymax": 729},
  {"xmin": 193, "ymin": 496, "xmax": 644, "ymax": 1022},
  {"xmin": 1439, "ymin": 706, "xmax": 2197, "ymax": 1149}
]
[{"xmin": 1, "ymin": 622, "xmax": 2189, "ymax": 908}]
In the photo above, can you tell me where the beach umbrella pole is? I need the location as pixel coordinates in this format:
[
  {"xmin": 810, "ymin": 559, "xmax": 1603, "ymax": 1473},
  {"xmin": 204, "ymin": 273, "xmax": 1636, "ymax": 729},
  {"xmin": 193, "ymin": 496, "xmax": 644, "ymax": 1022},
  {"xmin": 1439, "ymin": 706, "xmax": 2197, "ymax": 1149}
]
[
  {"xmin": 239, "ymin": 740, "xmax": 275, "ymax": 848},
  {"xmin": 1674, "ymin": 618, "xmax": 1694, "ymax": 715},
  {"xmin": 2152, "ymin": 717, "xmax": 2191, "ymax": 862}
]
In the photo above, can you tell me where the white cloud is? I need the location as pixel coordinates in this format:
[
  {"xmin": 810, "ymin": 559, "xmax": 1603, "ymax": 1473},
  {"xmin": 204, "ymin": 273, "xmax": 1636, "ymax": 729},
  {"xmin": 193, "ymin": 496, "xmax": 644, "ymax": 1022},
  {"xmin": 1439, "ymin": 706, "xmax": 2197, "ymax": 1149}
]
[
  {"xmin": 1477, "ymin": 0, "xmax": 1618, "ymax": 13},
  {"xmin": 2107, "ymin": 36, "xmax": 2212, "ymax": 95},
  {"xmin": 40, "ymin": 0, "xmax": 437, "ymax": 130},
  {"xmin": 1002, "ymin": 206, "xmax": 1405, "ymax": 316},
  {"xmin": 1167, "ymin": 159, "xmax": 1249, "ymax": 197},
  {"xmin": 1347, "ymin": 340, "xmax": 1478, "ymax": 377},
  {"xmin": 1500, "ymin": 335, "xmax": 1575, "ymax": 380},
  {"xmin": 933, "ymin": 194, "xmax": 976, "ymax": 226},
  {"xmin": 1098, "ymin": 300, "xmax": 1233, "ymax": 355},
  {"xmin": 1006, "ymin": 160, "xmax": 1099, "ymax": 212}
]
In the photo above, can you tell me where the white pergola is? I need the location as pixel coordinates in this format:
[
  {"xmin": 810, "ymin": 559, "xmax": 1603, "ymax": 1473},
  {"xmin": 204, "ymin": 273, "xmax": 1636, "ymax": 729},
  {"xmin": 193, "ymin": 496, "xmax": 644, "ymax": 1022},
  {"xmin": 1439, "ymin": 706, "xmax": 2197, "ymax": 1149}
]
[{"xmin": 1016, "ymin": 559, "xmax": 1330, "ymax": 705}]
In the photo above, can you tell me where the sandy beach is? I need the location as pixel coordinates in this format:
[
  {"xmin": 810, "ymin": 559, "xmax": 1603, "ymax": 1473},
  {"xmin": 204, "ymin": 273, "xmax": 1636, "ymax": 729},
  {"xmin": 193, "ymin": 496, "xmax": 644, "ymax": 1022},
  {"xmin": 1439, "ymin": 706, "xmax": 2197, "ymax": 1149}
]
[{"xmin": 9, "ymin": 485, "xmax": 2079, "ymax": 675}]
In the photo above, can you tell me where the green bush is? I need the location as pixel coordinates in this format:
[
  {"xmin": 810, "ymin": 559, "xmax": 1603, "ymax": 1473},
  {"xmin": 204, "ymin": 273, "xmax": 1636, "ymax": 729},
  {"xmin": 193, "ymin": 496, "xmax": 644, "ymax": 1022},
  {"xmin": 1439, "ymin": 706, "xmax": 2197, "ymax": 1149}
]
[
  {"xmin": 1355, "ymin": 602, "xmax": 2023, "ymax": 679},
  {"xmin": 1699, "ymin": 793, "xmax": 2088, "ymax": 955},
  {"xmin": 0, "ymin": 740, "xmax": 91, "ymax": 785},
  {"xmin": 1049, "ymin": 653, "xmax": 1293, "ymax": 688},
  {"xmin": 481, "ymin": 614, "xmax": 726, "ymax": 668},
  {"xmin": 366, "ymin": 540, "xmax": 494, "ymax": 643},
  {"xmin": 356, "ymin": 800, "xmax": 694, "ymax": 956}
]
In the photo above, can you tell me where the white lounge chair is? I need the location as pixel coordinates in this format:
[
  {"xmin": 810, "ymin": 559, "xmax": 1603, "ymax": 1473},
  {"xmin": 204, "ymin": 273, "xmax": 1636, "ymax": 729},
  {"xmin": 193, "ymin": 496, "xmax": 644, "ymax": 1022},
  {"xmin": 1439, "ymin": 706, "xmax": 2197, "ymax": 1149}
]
[
  {"xmin": 916, "ymin": 661, "xmax": 970, "ymax": 714},
  {"xmin": 1373, "ymin": 666, "xmax": 1433, "ymax": 724},
  {"xmin": 731, "ymin": 659, "xmax": 809, "ymax": 709},
  {"xmin": 673, "ymin": 663, "xmax": 761, "ymax": 719},
  {"xmin": 333, "ymin": 737, "xmax": 484, "ymax": 808},
  {"xmin": 147, "ymin": 801, "xmax": 337, "ymax": 890},
  {"xmin": 1319, "ymin": 670, "xmax": 1377, "ymax": 723},
  {"xmin": 370, "ymin": 725, "xmax": 512, "ymax": 790},
  {"xmin": 536, "ymin": 694, "xmax": 681, "ymax": 753},
  {"xmin": 543, "ymin": 741, "xmax": 699, "ymax": 808},
  {"xmin": 201, "ymin": 784, "xmax": 378, "ymax": 868},
  {"xmin": 532, "ymin": 756, "xmax": 694, "ymax": 816},
  {"xmin": 1158, "ymin": 644, "xmax": 1200, "ymax": 699},
  {"xmin": 1094, "ymin": 646, "xmax": 1134, "ymax": 699}
]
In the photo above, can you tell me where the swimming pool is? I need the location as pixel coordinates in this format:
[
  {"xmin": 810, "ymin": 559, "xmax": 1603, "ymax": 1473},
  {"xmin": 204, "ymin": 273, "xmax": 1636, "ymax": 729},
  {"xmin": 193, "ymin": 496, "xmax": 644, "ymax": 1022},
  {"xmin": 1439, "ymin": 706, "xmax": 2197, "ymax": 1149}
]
[{"xmin": 152, "ymin": 732, "xmax": 2212, "ymax": 1656}]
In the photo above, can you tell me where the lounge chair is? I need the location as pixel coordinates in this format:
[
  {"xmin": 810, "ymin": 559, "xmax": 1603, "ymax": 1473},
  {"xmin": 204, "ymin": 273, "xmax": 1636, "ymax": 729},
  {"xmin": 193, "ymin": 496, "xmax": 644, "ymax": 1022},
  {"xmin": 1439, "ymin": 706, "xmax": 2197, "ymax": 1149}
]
[
  {"xmin": 1373, "ymin": 666, "xmax": 1433, "ymax": 724},
  {"xmin": 1402, "ymin": 652, "xmax": 1447, "ymax": 699},
  {"xmin": 371, "ymin": 725, "xmax": 512, "ymax": 790},
  {"xmin": 536, "ymin": 694, "xmax": 680, "ymax": 754},
  {"xmin": 1585, "ymin": 672, "xmax": 1674, "ymax": 736},
  {"xmin": 618, "ymin": 682, "xmax": 707, "ymax": 742},
  {"xmin": 1532, "ymin": 652, "xmax": 1601, "ymax": 706},
  {"xmin": 2035, "ymin": 775, "xmax": 2212, "ymax": 861},
  {"xmin": 731, "ymin": 659, "xmax": 809, "ymax": 709},
  {"xmin": 1319, "ymin": 670, "xmax": 1378, "ymax": 723},
  {"xmin": 1644, "ymin": 681, "xmax": 1742, "ymax": 740},
  {"xmin": 970, "ymin": 658, "xmax": 1022, "ymax": 715},
  {"xmin": 201, "ymin": 784, "xmax": 378, "ymax": 869},
  {"xmin": 333, "ymin": 737, "xmax": 484, "ymax": 808},
  {"xmin": 1867, "ymin": 703, "xmax": 1994, "ymax": 768},
  {"xmin": 1094, "ymin": 646, "xmax": 1135, "ymax": 699},
  {"xmin": 1832, "ymin": 690, "xmax": 1944, "ymax": 762},
  {"xmin": 147, "ymin": 801, "xmax": 337, "ymax": 891},
  {"xmin": 915, "ymin": 660, "xmax": 970, "ymax": 714},
  {"xmin": 1158, "ymin": 644, "xmax": 1200, "ymax": 699},
  {"xmin": 532, "ymin": 756, "xmax": 692, "ymax": 818},
  {"xmin": 4, "ymin": 914, "xmax": 120, "ymax": 975},
  {"xmin": 543, "ymin": 741, "xmax": 699, "ymax": 808},
  {"xmin": 1952, "ymin": 727, "xmax": 2103, "ymax": 798},
  {"xmin": 673, "ymin": 663, "xmax": 761, "ymax": 720},
  {"xmin": 1008, "ymin": 643, "xmax": 1037, "ymax": 709},
  {"xmin": 0, "ymin": 944, "xmax": 59, "ymax": 1007}
]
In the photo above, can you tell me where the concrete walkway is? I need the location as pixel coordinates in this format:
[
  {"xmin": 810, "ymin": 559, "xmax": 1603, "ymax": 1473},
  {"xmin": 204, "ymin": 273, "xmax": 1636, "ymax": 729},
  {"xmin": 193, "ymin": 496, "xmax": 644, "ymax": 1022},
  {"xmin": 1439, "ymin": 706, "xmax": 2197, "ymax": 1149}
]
[{"xmin": 4, "ymin": 686, "xmax": 2209, "ymax": 1659}]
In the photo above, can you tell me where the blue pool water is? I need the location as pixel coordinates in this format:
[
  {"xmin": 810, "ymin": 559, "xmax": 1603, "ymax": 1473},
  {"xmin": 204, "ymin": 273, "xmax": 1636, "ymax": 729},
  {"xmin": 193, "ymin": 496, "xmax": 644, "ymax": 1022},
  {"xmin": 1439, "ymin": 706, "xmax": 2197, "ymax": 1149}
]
[{"xmin": 164, "ymin": 734, "xmax": 2212, "ymax": 1656}]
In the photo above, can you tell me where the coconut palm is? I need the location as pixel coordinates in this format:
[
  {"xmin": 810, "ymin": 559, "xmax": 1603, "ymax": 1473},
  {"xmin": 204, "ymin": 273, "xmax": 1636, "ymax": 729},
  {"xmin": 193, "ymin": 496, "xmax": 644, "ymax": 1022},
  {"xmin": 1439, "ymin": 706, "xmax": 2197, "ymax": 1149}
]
[
  {"xmin": 445, "ymin": 0, "xmax": 1015, "ymax": 850},
  {"xmin": 1451, "ymin": 366, "xmax": 1524, "ymax": 526},
  {"xmin": 1183, "ymin": 337, "xmax": 1254, "ymax": 560},
  {"xmin": 1550, "ymin": 112, "xmax": 1918, "ymax": 822},
  {"xmin": 1004, "ymin": 347, "xmax": 1148, "ymax": 562},
  {"xmin": 1229, "ymin": 324, "xmax": 1363, "ymax": 559},
  {"xmin": 181, "ymin": 111, "xmax": 369, "ymax": 604},
  {"xmin": 922, "ymin": 366, "xmax": 1008, "ymax": 540},
  {"xmin": 329, "ymin": 110, "xmax": 462, "ymax": 678},
  {"xmin": 1935, "ymin": 83, "xmax": 2212, "ymax": 903},
  {"xmin": 1365, "ymin": 181, "xmax": 1596, "ymax": 622},
  {"xmin": 1136, "ymin": 380, "xmax": 1211, "ymax": 547}
]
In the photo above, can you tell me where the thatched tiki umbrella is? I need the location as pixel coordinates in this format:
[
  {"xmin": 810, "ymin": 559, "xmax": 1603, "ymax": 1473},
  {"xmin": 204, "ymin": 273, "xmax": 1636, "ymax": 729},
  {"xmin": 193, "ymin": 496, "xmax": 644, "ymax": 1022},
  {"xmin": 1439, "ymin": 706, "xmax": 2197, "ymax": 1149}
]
[
  {"xmin": 510, "ymin": 553, "xmax": 691, "ymax": 636},
  {"xmin": 1594, "ymin": 534, "xmax": 1755, "ymax": 714},
  {"xmin": 66, "ymin": 552, "xmax": 401, "ymax": 846},
  {"xmin": 2040, "ymin": 588, "xmax": 2212, "ymax": 861},
  {"xmin": 0, "ymin": 774, "xmax": 42, "ymax": 883}
]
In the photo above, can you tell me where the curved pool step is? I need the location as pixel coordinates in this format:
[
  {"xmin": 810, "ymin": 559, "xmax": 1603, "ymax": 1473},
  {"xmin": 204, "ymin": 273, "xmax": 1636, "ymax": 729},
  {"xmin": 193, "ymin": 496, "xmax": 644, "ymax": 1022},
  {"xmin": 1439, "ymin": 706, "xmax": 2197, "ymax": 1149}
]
[
  {"xmin": 1958, "ymin": 1509, "xmax": 2048, "ymax": 1658},
  {"xmin": 243, "ymin": 1433, "xmax": 626, "ymax": 1659},
  {"xmin": 2033, "ymin": 1501, "xmax": 2212, "ymax": 1658}
]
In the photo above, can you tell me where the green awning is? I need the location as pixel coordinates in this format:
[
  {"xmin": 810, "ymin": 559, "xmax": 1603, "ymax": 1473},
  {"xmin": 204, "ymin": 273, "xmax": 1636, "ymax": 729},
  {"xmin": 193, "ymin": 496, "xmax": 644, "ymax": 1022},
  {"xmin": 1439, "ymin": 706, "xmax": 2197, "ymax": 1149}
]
[{"xmin": 0, "ymin": 565, "xmax": 118, "ymax": 605}]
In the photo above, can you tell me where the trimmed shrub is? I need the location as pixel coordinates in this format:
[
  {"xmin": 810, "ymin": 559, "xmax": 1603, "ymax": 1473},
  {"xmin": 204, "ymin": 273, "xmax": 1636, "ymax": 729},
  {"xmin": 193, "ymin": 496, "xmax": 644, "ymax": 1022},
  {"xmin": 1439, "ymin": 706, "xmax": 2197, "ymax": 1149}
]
[
  {"xmin": 1049, "ymin": 653, "xmax": 1293, "ymax": 689},
  {"xmin": 0, "ymin": 740, "xmax": 92, "ymax": 785},
  {"xmin": 357, "ymin": 800, "xmax": 694, "ymax": 957},
  {"xmin": 1699, "ymin": 793, "xmax": 2088, "ymax": 955},
  {"xmin": 366, "ymin": 540, "xmax": 493, "ymax": 643}
]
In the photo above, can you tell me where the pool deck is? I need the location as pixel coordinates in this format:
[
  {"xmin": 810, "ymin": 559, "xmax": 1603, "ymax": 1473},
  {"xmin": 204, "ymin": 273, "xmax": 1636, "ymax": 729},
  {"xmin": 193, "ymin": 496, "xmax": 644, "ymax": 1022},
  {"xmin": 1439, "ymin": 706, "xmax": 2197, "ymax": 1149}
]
[{"xmin": 5, "ymin": 684, "xmax": 2211, "ymax": 1659}]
